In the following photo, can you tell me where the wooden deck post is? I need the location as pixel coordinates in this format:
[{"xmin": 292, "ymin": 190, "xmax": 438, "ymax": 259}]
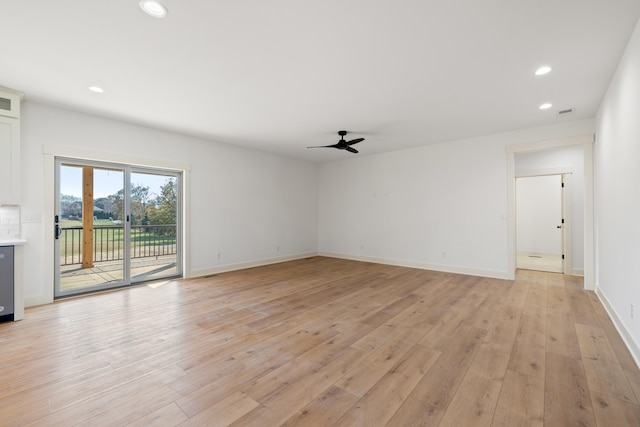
[{"xmin": 82, "ymin": 167, "xmax": 94, "ymax": 268}]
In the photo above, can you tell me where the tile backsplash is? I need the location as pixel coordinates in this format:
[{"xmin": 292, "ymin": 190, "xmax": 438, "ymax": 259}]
[{"xmin": 0, "ymin": 206, "xmax": 20, "ymax": 240}]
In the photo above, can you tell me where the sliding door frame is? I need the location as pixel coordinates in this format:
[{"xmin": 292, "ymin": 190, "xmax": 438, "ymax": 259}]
[
  {"xmin": 54, "ymin": 158, "xmax": 184, "ymax": 297},
  {"xmin": 41, "ymin": 145, "xmax": 190, "ymax": 306}
]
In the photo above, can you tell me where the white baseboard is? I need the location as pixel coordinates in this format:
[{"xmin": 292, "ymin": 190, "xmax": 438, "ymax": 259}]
[
  {"xmin": 595, "ymin": 285, "xmax": 640, "ymax": 370},
  {"xmin": 191, "ymin": 251, "xmax": 510, "ymax": 280},
  {"xmin": 189, "ymin": 252, "xmax": 319, "ymax": 278},
  {"xmin": 318, "ymin": 251, "xmax": 510, "ymax": 280},
  {"xmin": 572, "ymin": 268, "xmax": 584, "ymax": 277}
]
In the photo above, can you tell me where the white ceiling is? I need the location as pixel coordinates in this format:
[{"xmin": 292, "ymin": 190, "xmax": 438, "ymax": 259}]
[{"xmin": 2, "ymin": 1, "xmax": 639, "ymax": 162}]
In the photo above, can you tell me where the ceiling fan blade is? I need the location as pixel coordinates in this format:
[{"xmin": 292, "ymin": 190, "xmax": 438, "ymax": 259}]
[
  {"xmin": 307, "ymin": 144, "xmax": 339, "ymax": 148},
  {"xmin": 308, "ymin": 133, "xmax": 363, "ymax": 153}
]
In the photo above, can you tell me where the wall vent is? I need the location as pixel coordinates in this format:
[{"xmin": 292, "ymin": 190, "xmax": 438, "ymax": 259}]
[{"xmin": 557, "ymin": 107, "xmax": 575, "ymax": 116}]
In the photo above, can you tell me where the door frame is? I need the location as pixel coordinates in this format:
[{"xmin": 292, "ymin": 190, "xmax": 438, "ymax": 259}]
[
  {"xmin": 515, "ymin": 172, "xmax": 572, "ymax": 275},
  {"xmin": 506, "ymin": 134, "xmax": 594, "ymax": 289},
  {"xmin": 42, "ymin": 145, "xmax": 191, "ymax": 305},
  {"xmin": 54, "ymin": 159, "xmax": 184, "ymax": 297},
  {"xmin": 54, "ymin": 159, "xmax": 129, "ymax": 297}
]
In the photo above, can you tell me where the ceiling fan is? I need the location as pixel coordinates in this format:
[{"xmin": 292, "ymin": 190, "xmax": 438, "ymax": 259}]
[{"xmin": 307, "ymin": 130, "xmax": 365, "ymax": 153}]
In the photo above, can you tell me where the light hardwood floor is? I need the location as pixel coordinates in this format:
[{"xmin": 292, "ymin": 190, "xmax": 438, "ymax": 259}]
[
  {"xmin": 1, "ymin": 257, "xmax": 639, "ymax": 426},
  {"xmin": 517, "ymin": 251, "xmax": 563, "ymax": 274}
]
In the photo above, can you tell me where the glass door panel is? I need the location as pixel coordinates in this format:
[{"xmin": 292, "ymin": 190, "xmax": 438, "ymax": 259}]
[
  {"xmin": 130, "ymin": 170, "xmax": 181, "ymax": 283},
  {"xmin": 55, "ymin": 162, "xmax": 126, "ymax": 297}
]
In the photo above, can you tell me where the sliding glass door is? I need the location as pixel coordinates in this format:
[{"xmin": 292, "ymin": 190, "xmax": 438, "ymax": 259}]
[
  {"xmin": 54, "ymin": 158, "xmax": 182, "ymax": 297},
  {"xmin": 129, "ymin": 171, "xmax": 179, "ymax": 283}
]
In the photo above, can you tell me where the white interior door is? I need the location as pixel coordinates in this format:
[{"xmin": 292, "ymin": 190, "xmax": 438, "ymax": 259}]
[{"xmin": 516, "ymin": 175, "xmax": 564, "ymax": 273}]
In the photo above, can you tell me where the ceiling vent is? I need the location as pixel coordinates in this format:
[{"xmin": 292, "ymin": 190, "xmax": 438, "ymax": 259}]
[{"xmin": 557, "ymin": 107, "xmax": 575, "ymax": 117}]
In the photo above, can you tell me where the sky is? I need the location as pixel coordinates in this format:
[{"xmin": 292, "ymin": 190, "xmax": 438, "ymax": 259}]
[{"xmin": 60, "ymin": 165, "xmax": 174, "ymax": 199}]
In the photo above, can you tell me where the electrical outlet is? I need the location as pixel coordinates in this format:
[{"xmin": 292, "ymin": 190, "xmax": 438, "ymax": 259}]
[
  {"xmin": 216, "ymin": 253, "xmax": 221, "ymax": 260},
  {"xmin": 631, "ymin": 304, "xmax": 635, "ymax": 320},
  {"xmin": 442, "ymin": 251, "xmax": 447, "ymax": 259}
]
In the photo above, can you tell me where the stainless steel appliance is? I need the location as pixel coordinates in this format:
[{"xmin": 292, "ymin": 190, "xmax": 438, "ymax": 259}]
[{"xmin": 0, "ymin": 246, "xmax": 14, "ymax": 322}]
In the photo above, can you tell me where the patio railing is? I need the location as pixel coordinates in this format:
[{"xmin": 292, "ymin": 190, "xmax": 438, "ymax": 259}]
[{"xmin": 60, "ymin": 224, "xmax": 177, "ymax": 266}]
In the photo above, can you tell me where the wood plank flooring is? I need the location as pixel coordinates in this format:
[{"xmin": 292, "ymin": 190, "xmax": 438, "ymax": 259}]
[
  {"xmin": 517, "ymin": 252, "xmax": 563, "ymax": 274},
  {"xmin": 1, "ymin": 256, "xmax": 639, "ymax": 426}
]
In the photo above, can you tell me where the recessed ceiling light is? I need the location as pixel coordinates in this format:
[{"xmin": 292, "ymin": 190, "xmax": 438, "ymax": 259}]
[
  {"xmin": 139, "ymin": 0, "xmax": 168, "ymax": 18},
  {"xmin": 535, "ymin": 66, "xmax": 552, "ymax": 76},
  {"xmin": 539, "ymin": 103, "xmax": 553, "ymax": 110},
  {"xmin": 88, "ymin": 86, "xmax": 104, "ymax": 94}
]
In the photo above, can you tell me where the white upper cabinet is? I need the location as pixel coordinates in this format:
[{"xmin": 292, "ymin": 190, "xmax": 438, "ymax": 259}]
[{"xmin": 0, "ymin": 88, "xmax": 21, "ymax": 205}]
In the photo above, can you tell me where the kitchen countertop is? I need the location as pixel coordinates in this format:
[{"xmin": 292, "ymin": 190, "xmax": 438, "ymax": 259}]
[{"xmin": 0, "ymin": 239, "xmax": 27, "ymax": 246}]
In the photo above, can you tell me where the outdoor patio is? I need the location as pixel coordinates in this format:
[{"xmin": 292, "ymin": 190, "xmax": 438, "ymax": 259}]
[{"xmin": 60, "ymin": 255, "xmax": 178, "ymax": 291}]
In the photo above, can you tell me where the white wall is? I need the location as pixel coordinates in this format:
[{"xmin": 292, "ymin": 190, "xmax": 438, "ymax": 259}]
[
  {"xmin": 515, "ymin": 145, "xmax": 586, "ymax": 273},
  {"xmin": 595, "ymin": 18, "xmax": 640, "ymax": 363},
  {"xmin": 20, "ymin": 102, "xmax": 318, "ymax": 306},
  {"xmin": 17, "ymin": 104, "xmax": 596, "ymax": 306},
  {"xmin": 516, "ymin": 175, "xmax": 562, "ymax": 255},
  {"xmin": 318, "ymin": 119, "xmax": 594, "ymax": 279}
]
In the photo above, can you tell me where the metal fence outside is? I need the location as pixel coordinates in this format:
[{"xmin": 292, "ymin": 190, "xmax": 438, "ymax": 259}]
[{"xmin": 60, "ymin": 224, "xmax": 177, "ymax": 266}]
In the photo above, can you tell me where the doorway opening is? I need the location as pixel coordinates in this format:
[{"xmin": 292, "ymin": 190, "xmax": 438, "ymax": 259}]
[
  {"xmin": 54, "ymin": 158, "xmax": 182, "ymax": 297},
  {"xmin": 515, "ymin": 174, "xmax": 570, "ymax": 274},
  {"xmin": 506, "ymin": 134, "xmax": 593, "ymax": 288}
]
